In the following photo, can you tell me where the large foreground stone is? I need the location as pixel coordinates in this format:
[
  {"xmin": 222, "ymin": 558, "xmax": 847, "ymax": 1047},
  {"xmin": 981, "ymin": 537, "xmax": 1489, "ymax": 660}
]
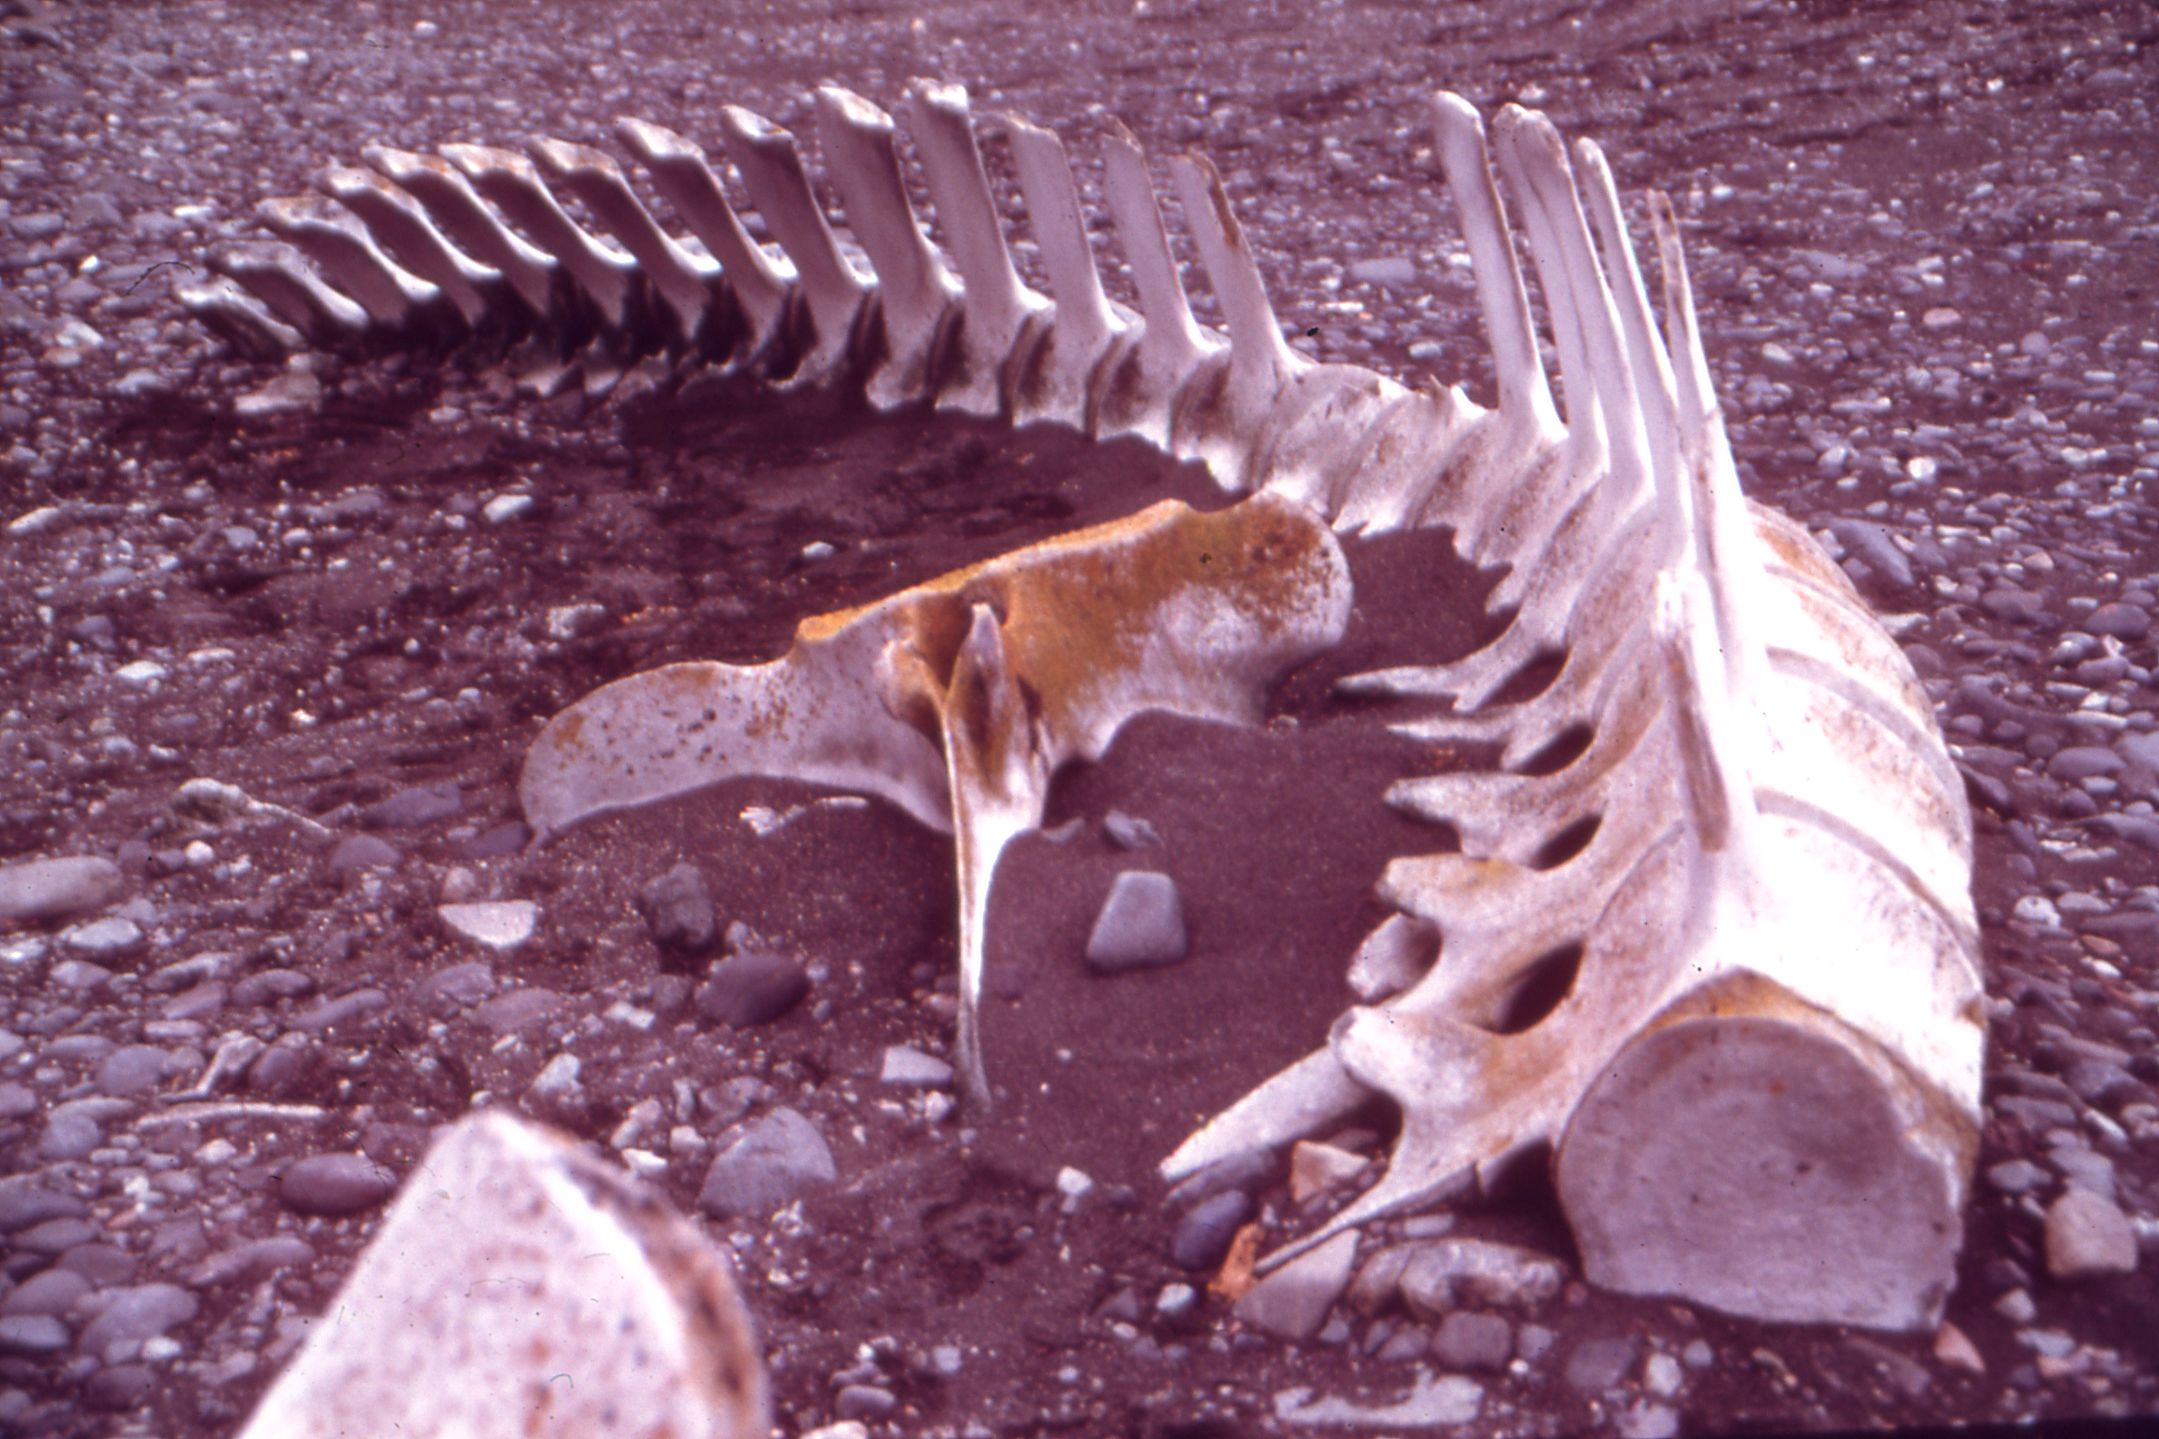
[{"xmin": 239, "ymin": 1111, "xmax": 767, "ymax": 1439}]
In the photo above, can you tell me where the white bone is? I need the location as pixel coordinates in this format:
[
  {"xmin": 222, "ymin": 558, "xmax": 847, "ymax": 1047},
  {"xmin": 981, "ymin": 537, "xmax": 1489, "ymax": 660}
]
[
  {"xmin": 210, "ymin": 241, "xmax": 372, "ymax": 345},
  {"xmin": 904, "ymin": 80, "xmax": 1052, "ymax": 417},
  {"xmin": 320, "ymin": 165, "xmax": 498, "ymax": 327},
  {"xmin": 1001, "ymin": 113, "xmax": 1133, "ymax": 430},
  {"xmin": 256, "ymin": 193, "xmax": 442, "ymax": 329},
  {"xmin": 441, "ymin": 142, "xmax": 639, "ymax": 334},
  {"xmin": 530, "ymin": 137, "xmax": 720, "ymax": 348},
  {"xmin": 366, "ymin": 145, "xmax": 561, "ymax": 320}
]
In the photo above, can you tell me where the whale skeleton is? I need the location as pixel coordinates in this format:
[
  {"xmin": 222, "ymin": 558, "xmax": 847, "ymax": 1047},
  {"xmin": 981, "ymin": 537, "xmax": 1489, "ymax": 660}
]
[{"xmin": 184, "ymin": 81, "xmax": 1981, "ymax": 1333}]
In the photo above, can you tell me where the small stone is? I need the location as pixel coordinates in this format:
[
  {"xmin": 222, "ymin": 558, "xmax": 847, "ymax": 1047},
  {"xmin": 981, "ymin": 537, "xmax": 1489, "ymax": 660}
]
[
  {"xmin": 1829, "ymin": 520, "xmax": 1914, "ymax": 589},
  {"xmin": 834, "ymin": 1385, "xmax": 896, "ymax": 1421},
  {"xmin": 2085, "ymin": 603, "xmax": 2151, "ymax": 641},
  {"xmin": 187, "ymin": 1236, "xmax": 316, "ymax": 1288},
  {"xmin": 0, "ymin": 1183, "xmax": 88, "ymax": 1234},
  {"xmin": 697, "ymin": 1108, "xmax": 837, "ymax": 1218},
  {"xmin": 1056, "ymin": 1167, "xmax": 1095, "ymax": 1201},
  {"xmin": 638, "ymin": 864, "xmax": 717, "ymax": 955},
  {"xmin": 2044, "ymin": 1188, "xmax": 2138, "ymax": 1278},
  {"xmin": 1233, "ymin": 1228, "xmax": 1360, "ymax": 1341},
  {"xmin": 1085, "ymin": 871, "xmax": 1188, "ymax": 972},
  {"xmin": 0, "ymin": 1315, "xmax": 69, "ymax": 1355},
  {"xmin": 1374, "ymin": 1326, "xmax": 1429, "ymax": 1362},
  {"xmin": 1986, "ymin": 1159, "xmax": 2050, "ymax": 1195},
  {"xmin": 1616, "ymin": 1402, "xmax": 1681, "ymax": 1439},
  {"xmin": 95, "ymin": 1045, "xmax": 174, "ymax": 1098},
  {"xmin": 76, "ymin": 1283, "xmax": 197, "ymax": 1353},
  {"xmin": 1, "ymin": 1268, "xmax": 90, "ymax": 1316},
  {"xmin": 411, "ymin": 961, "xmax": 496, "ymax": 1014},
  {"xmin": 325, "ymin": 833, "xmax": 401, "ymax": 878},
  {"xmin": 83, "ymin": 1364, "xmax": 157, "ymax": 1411},
  {"xmin": 2013, "ymin": 895, "xmax": 2062, "ymax": 929},
  {"xmin": 438, "ymin": 901, "xmax": 537, "ymax": 950},
  {"xmin": 471, "ymin": 987, "xmax": 567, "ymax": 1034},
  {"xmin": 360, "ymin": 782, "xmax": 463, "ymax": 829},
  {"xmin": 40, "ymin": 1110, "xmax": 103, "ymax": 1160},
  {"xmin": 483, "ymin": 493, "xmax": 534, "ymax": 524},
  {"xmin": 880, "ymin": 1045, "xmax": 953, "ymax": 1088},
  {"xmin": 1643, "ymin": 1351, "xmax": 1685, "ymax": 1397},
  {"xmin": 696, "ymin": 952, "xmax": 809, "ymax": 1029},
  {"xmin": 1431, "ymin": 1311, "xmax": 1513, "ymax": 1372},
  {"xmin": 1171, "ymin": 1189, "xmax": 1253, "ymax": 1271},
  {"xmin": 1289, "ymin": 1140, "xmax": 1370, "ymax": 1203},
  {"xmin": 1933, "ymin": 1321, "xmax": 1985, "ymax": 1375},
  {"xmin": 1565, "ymin": 1334, "xmax": 1643, "ymax": 1393},
  {"xmin": 0, "ymin": 856, "xmax": 124, "ymax": 924},
  {"xmin": 1397, "ymin": 1239, "xmax": 1566, "ymax": 1314},
  {"xmin": 1103, "ymin": 811, "xmax": 1162, "ymax": 851},
  {"xmin": 1156, "ymin": 1283, "xmax": 1198, "ymax": 1320},
  {"xmin": 526, "ymin": 1053, "xmax": 583, "ymax": 1100},
  {"xmin": 62, "ymin": 916, "xmax": 144, "ymax": 958},
  {"xmin": 279, "ymin": 1153, "xmax": 398, "ymax": 1217},
  {"xmin": 1994, "ymin": 1287, "xmax": 2037, "ymax": 1323},
  {"xmin": 2050, "ymin": 747, "xmax": 2126, "ymax": 782},
  {"xmin": 1347, "ymin": 256, "xmax": 1417, "ymax": 287}
]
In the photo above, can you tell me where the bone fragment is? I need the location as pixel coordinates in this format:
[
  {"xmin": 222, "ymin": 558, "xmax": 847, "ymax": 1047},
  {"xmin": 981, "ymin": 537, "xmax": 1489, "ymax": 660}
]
[{"xmin": 236, "ymin": 1112, "xmax": 768, "ymax": 1439}]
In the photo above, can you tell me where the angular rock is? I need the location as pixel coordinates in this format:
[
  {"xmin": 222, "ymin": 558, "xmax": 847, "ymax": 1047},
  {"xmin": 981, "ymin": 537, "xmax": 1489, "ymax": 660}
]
[
  {"xmin": 1564, "ymin": 1333, "xmax": 1643, "ymax": 1393},
  {"xmin": 2043, "ymin": 1188, "xmax": 2138, "ymax": 1279},
  {"xmin": 1084, "ymin": 871, "xmax": 1188, "ymax": 972},
  {"xmin": 697, "ymin": 1108, "xmax": 837, "ymax": 1218},
  {"xmin": 237, "ymin": 1112, "xmax": 768, "ymax": 1439},
  {"xmin": 880, "ymin": 1045, "xmax": 954, "ymax": 1089},
  {"xmin": 696, "ymin": 952, "xmax": 809, "ymax": 1029},
  {"xmin": 1432, "ymin": 1311, "xmax": 1513, "ymax": 1373},
  {"xmin": 438, "ymin": 901, "xmax": 538, "ymax": 951},
  {"xmin": 1397, "ymin": 1240, "xmax": 1566, "ymax": 1314},
  {"xmin": 0, "ymin": 856, "xmax": 124, "ymax": 923},
  {"xmin": 639, "ymin": 863, "xmax": 718, "ymax": 956},
  {"xmin": 1234, "ymin": 1228, "xmax": 1361, "ymax": 1341},
  {"xmin": 279, "ymin": 1153, "xmax": 397, "ymax": 1217}
]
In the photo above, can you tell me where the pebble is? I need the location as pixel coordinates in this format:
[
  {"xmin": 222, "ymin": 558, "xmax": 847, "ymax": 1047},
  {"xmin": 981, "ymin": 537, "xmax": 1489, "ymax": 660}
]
[
  {"xmin": 1289, "ymin": 1140, "xmax": 1369, "ymax": 1202},
  {"xmin": 1642, "ymin": 1351, "xmax": 1684, "ymax": 1397},
  {"xmin": 1375, "ymin": 1326, "xmax": 1429, "ymax": 1362},
  {"xmin": 1233, "ymin": 1229, "xmax": 1361, "ymax": 1341},
  {"xmin": 1171, "ymin": 1189, "xmax": 1253, "ymax": 1271},
  {"xmin": 325, "ymin": 833, "xmax": 401, "ymax": 878},
  {"xmin": 41, "ymin": 1109, "xmax": 104, "ymax": 1160},
  {"xmin": 1084, "ymin": 871, "xmax": 1189, "ymax": 972},
  {"xmin": 1396, "ymin": 1239, "xmax": 1566, "ymax": 1314},
  {"xmin": 697, "ymin": 1107, "xmax": 837, "ymax": 1218},
  {"xmin": 96, "ymin": 1044, "xmax": 175, "ymax": 1097},
  {"xmin": 438, "ymin": 901, "xmax": 537, "ymax": 950},
  {"xmin": 0, "ymin": 856, "xmax": 124, "ymax": 923},
  {"xmin": 232, "ymin": 968, "xmax": 317, "ymax": 1006},
  {"xmin": 187, "ymin": 1236, "xmax": 315, "ymax": 1288},
  {"xmin": 638, "ymin": 863, "xmax": 717, "ymax": 955},
  {"xmin": 288, "ymin": 987, "xmax": 389, "ymax": 1031},
  {"xmin": 1616, "ymin": 1402, "xmax": 1681, "ymax": 1439},
  {"xmin": 880, "ymin": 1045, "xmax": 953, "ymax": 1089},
  {"xmin": 1934, "ymin": 1321, "xmax": 1986, "ymax": 1374},
  {"xmin": 279, "ymin": 1153, "xmax": 398, "ymax": 1217},
  {"xmin": 1431, "ymin": 1311, "xmax": 1512, "ymax": 1372},
  {"xmin": 1103, "ymin": 811, "xmax": 1162, "ymax": 851},
  {"xmin": 83, "ymin": 1364, "xmax": 156, "ymax": 1411},
  {"xmin": 2050, "ymin": 746, "xmax": 2125, "ymax": 781},
  {"xmin": 411, "ymin": 961, "xmax": 495, "ymax": 1014},
  {"xmin": 0, "ymin": 1315, "xmax": 70, "ymax": 1355},
  {"xmin": 0, "ymin": 1183, "xmax": 88, "ymax": 1234},
  {"xmin": 834, "ymin": 1384, "xmax": 897, "ymax": 1420},
  {"xmin": 1986, "ymin": 1158, "xmax": 2051, "ymax": 1195},
  {"xmin": 2084, "ymin": 602, "xmax": 2151, "ymax": 640},
  {"xmin": 1829, "ymin": 519, "xmax": 1914, "ymax": 589},
  {"xmin": 1564, "ymin": 1333, "xmax": 1643, "ymax": 1393},
  {"xmin": 76, "ymin": 1283, "xmax": 198, "ymax": 1354},
  {"xmin": 695, "ymin": 952, "xmax": 810, "ymax": 1029},
  {"xmin": 359, "ymin": 782, "xmax": 463, "ymax": 829},
  {"xmin": 2043, "ymin": 1188, "xmax": 2138, "ymax": 1278},
  {"xmin": 1, "ymin": 1268, "xmax": 90, "ymax": 1316},
  {"xmin": 1347, "ymin": 256, "xmax": 1417, "ymax": 287},
  {"xmin": 472, "ymin": 987, "xmax": 567, "ymax": 1034},
  {"xmin": 62, "ymin": 916, "xmax": 144, "ymax": 958},
  {"xmin": 1274, "ymin": 1371, "xmax": 1482, "ymax": 1427}
]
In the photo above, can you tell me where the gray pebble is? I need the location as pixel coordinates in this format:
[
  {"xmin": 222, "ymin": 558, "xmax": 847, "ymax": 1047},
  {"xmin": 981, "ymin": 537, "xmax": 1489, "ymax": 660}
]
[
  {"xmin": 1432, "ymin": 1311, "xmax": 1513, "ymax": 1372},
  {"xmin": 161, "ymin": 981, "xmax": 228, "ymax": 1023},
  {"xmin": 2085, "ymin": 602, "xmax": 2150, "ymax": 640},
  {"xmin": 1233, "ymin": 1229, "xmax": 1359, "ymax": 1341},
  {"xmin": 880, "ymin": 1045, "xmax": 954, "ymax": 1089},
  {"xmin": 1085, "ymin": 871, "xmax": 1188, "ymax": 972},
  {"xmin": 410, "ymin": 960, "xmax": 495, "ymax": 1014},
  {"xmin": 1, "ymin": 1268, "xmax": 90, "ymax": 1316},
  {"xmin": 48, "ymin": 957, "xmax": 114, "ymax": 990},
  {"xmin": 0, "ymin": 1183, "xmax": 87, "ymax": 1234},
  {"xmin": 325, "ymin": 833, "xmax": 401, "ymax": 879},
  {"xmin": 1103, "ymin": 811, "xmax": 1163, "ymax": 851},
  {"xmin": 60, "ymin": 1245, "xmax": 134, "ymax": 1286},
  {"xmin": 458, "ymin": 820, "xmax": 531, "ymax": 859},
  {"xmin": 360, "ymin": 782, "xmax": 463, "ymax": 829},
  {"xmin": 1564, "ymin": 1333, "xmax": 1643, "ymax": 1393},
  {"xmin": 697, "ymin": 1108, "xmax": 837, "ymax": 1218},
  {"xmin": 2050, "ymin": 747, "xmax": 2125, "ymax": 782},
  {"xmin": 1374, "ymin": 1325, "xmax": 1429, "ymax": 1362},
  {"xmin": 279, "ymin": 1153, "xmax": 397, "ymax": 1217},
  {"xmin": 0, "ymin": 1315, "xmax": 70, "ymax": 1355},
  {"xmin": 76, "ymin": 1283, "xmax": 197, "ymax": 1354},
  {"xmin": 62, "ymin": 917, "xmax": 143, "ymax": 959},
  {"xmin": 696, "ymin": 952, "xmax": 809, "ymax": 1029},
  {"xmin": 835, "ymin": 1384, "xmax": 898, "ymax": 1420},
  {"xmin": 1985, "ymin": 1159, "xmax": 2050, "ymax": 1195},
  {"xmin": 188, "ymin": 1236, "xmax": 316, "ymax": 1288},
  {"xmin": 247, "ymin": 1042, "xmax": 311, "ymax": 1096},
  {"xmin": 1829, "ymin": 519, "xmax": 1914, "ymax": 589},
  {"xmin": 15, "ymin": 1217, "xmax": 96, "ymax": 1254},
  {"xmin": 2044, "ymin": 1188, "xmax": 2137, "ymax": 1278},
  {"xmin": 40, "ymin": 1109, "xmax": 103, "ymax": 1160},
  {"xmin": 1171, "ymin": 1189, "xmax": 1253, "ymax": 1271},
  {"xmin": 472, "ymin": 987, "xmax": 568, "ymax": 1034},
  {"xmin": 1518, "ymin": 1324, "xmax": 1559, "ymax": 1362},
  {"xmin": 1616, "ymin": 1402, "xmax": 1681, "ymax": 1439},
  {"xmin": 0, "ymin": 1082, "xmax": 35, "ymax": 1119},
  {"xmin": 96, "ymin": 1044, "xmax": 175, "ymax": 1098},
  {"xmin": 231, "ymin": 968, "xmax": 316, "ymax": 1006},
  {"xmin": 287, "ymin": 988, "xmax": 389, "ymax": 1031},
  {"xmin": 638, "ymin": 863, "xmax": 717, "ymax": 955},
  {"xmin": 1347, "ymin": 256, "xmax": 1417, "ymax": 287},
  {"xmin": 0, "ymin": 856, "xmax": 124, "ymax": 924},
  {"xmin": 1398, "ymin": 1239, "xmax": 1565, "ymax": 1313}
]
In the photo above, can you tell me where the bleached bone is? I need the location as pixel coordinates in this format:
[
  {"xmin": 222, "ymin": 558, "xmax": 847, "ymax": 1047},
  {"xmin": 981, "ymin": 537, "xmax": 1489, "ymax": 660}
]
[
  {"xmin": 186, "ymin": 82, "xmax": 1982, "ymax": 1331},
  {"xmin": 522, "ymin": 496, "xmax": 1351, "ymax": 1106},
  {"xmin": 238, "ymin": 1111, "xmax": 768, "ymax": 1439}
]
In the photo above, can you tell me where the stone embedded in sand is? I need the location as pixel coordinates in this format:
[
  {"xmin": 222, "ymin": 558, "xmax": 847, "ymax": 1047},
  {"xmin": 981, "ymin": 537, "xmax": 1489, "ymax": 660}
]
[
  {"xmin": 1274, "ymin": 1371, "xmax": 1483, "ymax": 1428},
  {"xmin": 1170, "ymin": 1189, "xmax": 1253, "ymax": 1272},
  {"xmin": 279, "ymin": 1153, "xmax": 397, "ymax": 1217},
  {"xmin": 1396, "ymin": 1239, "xmax": 1566, "ymax": 1316},
  {"xmin": 1432, "ymin": 1311, "xmax": 1514, "ymax": 1373},
  {"xmin": 237, "ymin": 1112, "xmax": 768, "ymax": 1439},
  {"xmin": 696, "ymin": 952, "xmax": 809, "ymax": 1029},
  {"xmin": 438, "ymin": 900, "xmax": 537, "ymax": 950},
  {"xmin": 0, "ymin": 856, "xmax": 124, "ymax": 924},
  {"xmin": 1233, "ymin": 1228, "xmax": 1361, "ymax": 1341},
  {"xmin": 638, "ymin": 863, "xmax": 717, "ymax": 955},
  {"xmin": 1289, "ymin": 1140, "xmax": 1370, "ymax": 1204},
  {"xmin": 61, "ymin": 916, "xmax": 143, "ymax": 959},
  {"xmin": 698, "ymin": 1108, "xmax": 837, "ymax": 1219},
  {"xmin": 361, "ymin": 781, "xmax": 463, "ymax": 829},
  {"xmin": 76, "ymin": 1283, "xmax": 199, "ymax": 1354},
  {"xmin": 1084, "ymin": 871, "xmax": 1189, "ymax": 973},
  {"xmin": 2044, "ymin": 1187, "xmax": 2138, "ymax": 1279},
  {"xmin": 326, "ymin": 833, "xmax": 400, "ymax": 879},
  {"xmin": 880, "ymin": 1045, "xmax": 954, "ymax": 1089}
]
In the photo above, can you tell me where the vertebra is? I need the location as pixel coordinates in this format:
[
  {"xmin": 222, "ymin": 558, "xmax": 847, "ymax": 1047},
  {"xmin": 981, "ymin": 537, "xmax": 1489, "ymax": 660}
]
[{"xmin": 183, "ymin": 79, "xmax": 1981, "ymax": 1331}]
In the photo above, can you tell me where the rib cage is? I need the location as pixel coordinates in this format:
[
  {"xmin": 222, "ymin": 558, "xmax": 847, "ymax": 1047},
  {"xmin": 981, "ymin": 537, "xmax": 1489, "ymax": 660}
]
[{"xmin": 181, "ymin": 80, "xmax": 1984, "ymax": 1332}]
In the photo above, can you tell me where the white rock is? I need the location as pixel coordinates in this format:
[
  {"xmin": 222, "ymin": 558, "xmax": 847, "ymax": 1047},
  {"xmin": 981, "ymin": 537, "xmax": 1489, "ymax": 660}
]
[
  {"xmin": 439, "ymin": 901, "xmax": 537, "ymax": 950},
  {"xmin": 0, "ymin": 856, "xmax": 124, "ymax": 924},
  {"xmin": 483, "ymin": 493, "xmax": 534, "ymax": 525},
  {"xmin": 114, "ymin": 660, "xmax": 168, "ymax": 684},
  {"xmin": 879, "ymin": 1045, "xmax": 954, "ymax": 1089},
  {"xmin": 2013, "ymin": 894, "xmax": 2062, "ymax": 929},
  {"xmin": 1274, "ymin": 1370, "xmax": 1482, "ymax": 1427}
]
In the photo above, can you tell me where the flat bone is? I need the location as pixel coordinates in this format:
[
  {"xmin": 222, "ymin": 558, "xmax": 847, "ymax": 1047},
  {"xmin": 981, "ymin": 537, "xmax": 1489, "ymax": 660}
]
[{"xmin": 522, "ymin": 495, "xmax": 1352, "ymax": 1108}]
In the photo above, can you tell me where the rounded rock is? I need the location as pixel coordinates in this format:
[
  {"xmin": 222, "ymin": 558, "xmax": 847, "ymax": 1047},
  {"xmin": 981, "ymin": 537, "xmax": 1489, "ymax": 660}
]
[
  {"xmin": 1170, "ymin": 1189, "xmax": 1252, "ymax": 1271},
  {"xmin": 2044, "ymin": 1188, "xmax": 2138, "ymax": 1279},
  {"xmin": 697, "ymin": 1108, "xmax": 837, "ymax": 1218},
  {"xmin": 0, "ymin": 856, "xmax": 125, "ymax": 924},
  {"xmin": 695, "ymin": 952, "xmax": 809, "ymax": 1029},
  {"xmin": 95, "ymin": 1044, "xmax": 173, "ymax": 1098},
  {"xmin": 2084, "ymin": 602, "xmax": 2151, "ymax": 641},
  {"xmin": 76, "ymin": 1283, "xmax": 197, "ymax": 1354},
  {"xmin": 279, "ymin": 1152, "xmax": 397, "ymax": 1217},
  {"xmin": 1432, "ymin": 1311, "xmax": 1513, "ymax": 1373}
]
